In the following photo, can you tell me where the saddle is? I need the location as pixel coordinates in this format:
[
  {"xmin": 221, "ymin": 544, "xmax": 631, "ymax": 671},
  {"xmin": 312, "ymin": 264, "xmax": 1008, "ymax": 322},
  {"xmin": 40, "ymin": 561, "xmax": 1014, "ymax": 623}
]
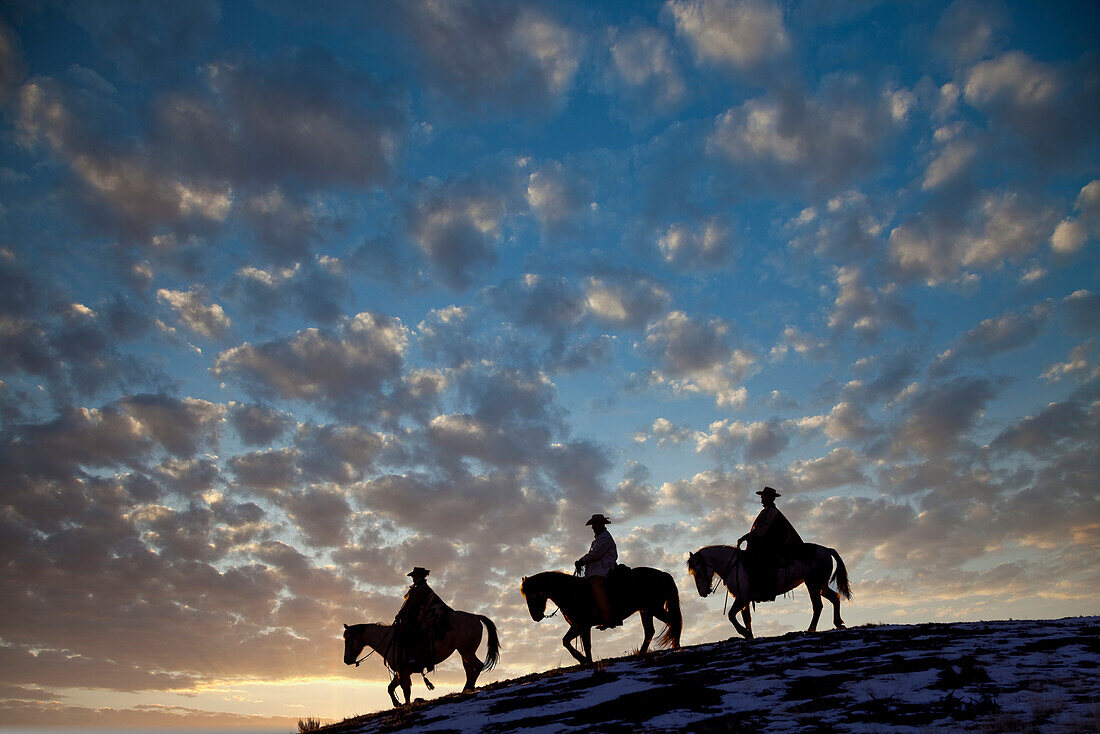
[
  {"xmin": 745, "ymin": 545, "xmax": 814, "ymax": 602},
  {"xmin": 597, "ymin": 564, "xmax": 633, "ymax": 627}
]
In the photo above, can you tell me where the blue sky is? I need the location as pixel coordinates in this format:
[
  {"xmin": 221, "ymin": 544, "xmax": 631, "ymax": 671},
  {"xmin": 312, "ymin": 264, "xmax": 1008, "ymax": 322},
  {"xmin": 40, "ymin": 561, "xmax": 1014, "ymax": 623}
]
[{"xmin": 1, "ymin": 0, "xmax": 1098, "ymax": 728}]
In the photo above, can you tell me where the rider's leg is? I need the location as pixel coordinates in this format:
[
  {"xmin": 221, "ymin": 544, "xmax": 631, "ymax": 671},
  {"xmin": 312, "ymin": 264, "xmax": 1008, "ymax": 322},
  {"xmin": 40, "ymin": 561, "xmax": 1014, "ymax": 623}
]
[{"xmin": 589, "ymin": 575, "xmax": 615, "ymax": 625}]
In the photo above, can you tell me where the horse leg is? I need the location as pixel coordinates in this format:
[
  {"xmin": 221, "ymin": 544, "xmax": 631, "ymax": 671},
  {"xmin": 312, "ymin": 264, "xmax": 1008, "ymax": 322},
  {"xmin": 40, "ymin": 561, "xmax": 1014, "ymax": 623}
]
[
  {"xmin": 639, "ymin": 610, "xmax": 654, "ymax": 654},
  {"xmin": 807, "ymin": 584, "xmax": 824, "ymax": 632},
  {"xmin": 400, "ymin": 669, "xmax": 412, "ymax": 705},
  {"xmin": 387, "ymin": 673, "xmax": 401, "ymax": 707},
  {"xmin": 821, "ymin": 586, "xmax": 845, "ymax": 629},
  {"xmin": 580, "ymin": 627, "xmax": 593, "ymax": 665},
  {"xmin": 728, "ymin": 598, "xmax": 752, "ymax": 639},
  {"xmin": 562, "ymin": 625, "xmax": 588, "ymax": 665},
  {"xmin": 460, "ymin": 651, "xmax": 484, "ymax": 691}
]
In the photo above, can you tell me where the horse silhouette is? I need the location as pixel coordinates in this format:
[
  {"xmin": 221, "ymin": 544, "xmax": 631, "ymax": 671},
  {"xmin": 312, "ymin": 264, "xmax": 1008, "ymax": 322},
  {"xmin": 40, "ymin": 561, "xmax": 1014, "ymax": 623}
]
[
  {"xmin": 342, "ymin": 613, "xmax": 499, "ymax": 706},
  {"xmin": 688, "ymin": 544, "xmax": 851, "ymax": 639},
  {"xmin": 521, "ymin": 566, "xmax": 681, "ymax": 665}
]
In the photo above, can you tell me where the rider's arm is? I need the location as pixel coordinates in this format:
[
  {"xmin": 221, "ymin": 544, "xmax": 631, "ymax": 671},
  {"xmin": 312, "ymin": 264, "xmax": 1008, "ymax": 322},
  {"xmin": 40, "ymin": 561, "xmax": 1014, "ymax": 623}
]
[{"xmin": 577, "ymin": 533, "xmax": 612, "ymax": 566}]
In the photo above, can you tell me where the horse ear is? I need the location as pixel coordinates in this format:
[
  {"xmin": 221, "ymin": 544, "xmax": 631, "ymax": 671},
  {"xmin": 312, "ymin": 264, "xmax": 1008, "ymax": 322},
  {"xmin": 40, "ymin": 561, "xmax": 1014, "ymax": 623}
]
[{"xmin": 343, "ymin": 623, "xmax": 348, "ymax": 629}]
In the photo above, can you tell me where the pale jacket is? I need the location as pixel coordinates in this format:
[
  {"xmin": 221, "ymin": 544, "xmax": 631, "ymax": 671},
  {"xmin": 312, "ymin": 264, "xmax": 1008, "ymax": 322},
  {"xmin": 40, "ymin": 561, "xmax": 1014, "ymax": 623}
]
[{"xmin": 579, "ymin": 530, "xmax": 618, "ymax": 577}]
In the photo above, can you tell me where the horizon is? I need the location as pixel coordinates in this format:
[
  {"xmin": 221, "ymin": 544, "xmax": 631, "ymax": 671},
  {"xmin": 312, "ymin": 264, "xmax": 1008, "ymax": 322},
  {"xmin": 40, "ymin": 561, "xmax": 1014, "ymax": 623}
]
[{"xmin": 1, "ymin": 0, "xmax": 1098, "ymax": 729}]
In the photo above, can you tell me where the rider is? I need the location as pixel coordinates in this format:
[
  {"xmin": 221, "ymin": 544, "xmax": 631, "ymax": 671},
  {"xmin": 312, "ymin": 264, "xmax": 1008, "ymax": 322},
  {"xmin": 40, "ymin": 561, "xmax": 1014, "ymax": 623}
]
[
  {"xmin": 394, "ymin": 567, "xmax": 449, "ymax": 673},
  {"xmin": 574, "ymin": 513, "xmax": 618, "ymax": 627},
  {"xmin": 736, "ymin": 486, "xmax": 804, "ymax": 602}
]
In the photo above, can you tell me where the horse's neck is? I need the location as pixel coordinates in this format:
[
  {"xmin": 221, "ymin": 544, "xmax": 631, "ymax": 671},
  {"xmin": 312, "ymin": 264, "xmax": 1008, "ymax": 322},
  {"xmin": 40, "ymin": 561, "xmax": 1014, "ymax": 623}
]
[
  {"xmin": 361, "ymin": 624, "xmax": 394, "ymax": 652},
  {"xmin": 542, "ymin": 573, "xmax": 581, "ymax": 604},
  {"xmin": 706, "ymin": 546, "xmax": 738, "ymax": 575}
]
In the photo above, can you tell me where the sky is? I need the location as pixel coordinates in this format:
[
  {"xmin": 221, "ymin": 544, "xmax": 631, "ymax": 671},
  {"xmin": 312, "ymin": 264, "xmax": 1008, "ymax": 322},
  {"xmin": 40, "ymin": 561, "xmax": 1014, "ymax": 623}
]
[{"xmin": 0, "ymin": 0, "xmax": 1098, "ymax": 729}]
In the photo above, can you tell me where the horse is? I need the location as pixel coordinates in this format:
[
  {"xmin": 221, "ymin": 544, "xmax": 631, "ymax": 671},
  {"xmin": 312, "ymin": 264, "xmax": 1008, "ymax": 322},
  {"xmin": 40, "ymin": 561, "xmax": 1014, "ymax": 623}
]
[
  {"xmin": 342, "ymin": 612, "xmax": 499, "ymax": 707},
  {"xmin": 687, "ymin": 544, "xmax": 851, "ymax": 640},
  {"xmin": 520, "ymin": 566, "xmax": 682, "ymax": 666}
]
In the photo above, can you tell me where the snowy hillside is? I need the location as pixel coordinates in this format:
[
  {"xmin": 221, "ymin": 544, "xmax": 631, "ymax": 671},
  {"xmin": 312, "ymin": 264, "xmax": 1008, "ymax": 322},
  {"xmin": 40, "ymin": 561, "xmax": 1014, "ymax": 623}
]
[{"xmin": 316, "ymin": 617, "xmax": 1099, "ymax": 733}]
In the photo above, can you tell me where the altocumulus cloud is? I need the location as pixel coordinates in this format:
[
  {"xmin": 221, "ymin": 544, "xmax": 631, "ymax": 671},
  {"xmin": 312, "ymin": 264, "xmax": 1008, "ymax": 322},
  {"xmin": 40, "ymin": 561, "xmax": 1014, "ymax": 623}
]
[{"xmin": 1, "ymin": 0, "xmax": 1098, "ymax": 727}]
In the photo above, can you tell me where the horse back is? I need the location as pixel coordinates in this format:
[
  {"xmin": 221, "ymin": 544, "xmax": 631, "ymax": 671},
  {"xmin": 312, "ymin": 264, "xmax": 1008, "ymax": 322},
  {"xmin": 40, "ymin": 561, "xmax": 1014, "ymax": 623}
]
[{"xmin": 610, "ymin": 565, "xmax": 676, "ymax": 610}]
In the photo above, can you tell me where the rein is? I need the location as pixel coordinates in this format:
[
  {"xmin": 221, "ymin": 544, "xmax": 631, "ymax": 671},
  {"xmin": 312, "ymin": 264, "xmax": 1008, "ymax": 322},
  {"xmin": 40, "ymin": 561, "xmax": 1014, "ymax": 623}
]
[{"xmin": 695, "ymin": 549, "xmax": 740, "ymax": 612}]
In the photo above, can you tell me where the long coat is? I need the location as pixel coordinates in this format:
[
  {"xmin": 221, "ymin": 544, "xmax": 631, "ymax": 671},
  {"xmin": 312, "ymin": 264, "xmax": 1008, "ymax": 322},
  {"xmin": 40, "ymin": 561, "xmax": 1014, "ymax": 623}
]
[
  {"xmin": 396, "ymin": 581, "xmax": 453, "ymax": 641},
  {"xmin": 747, "ymin": 505, "xmax": 803, "ymax": 563}
]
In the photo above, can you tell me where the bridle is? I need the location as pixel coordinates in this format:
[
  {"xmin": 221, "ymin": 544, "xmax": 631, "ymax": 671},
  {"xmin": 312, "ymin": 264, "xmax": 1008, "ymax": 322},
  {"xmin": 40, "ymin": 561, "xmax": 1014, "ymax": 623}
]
[
  {"xmin": 346, "ymin": 627, "xmax": 389, "ymax": 667},
  {"xmin": 692, "ymin": 549, "xmax": 741, "ymax": 611}
]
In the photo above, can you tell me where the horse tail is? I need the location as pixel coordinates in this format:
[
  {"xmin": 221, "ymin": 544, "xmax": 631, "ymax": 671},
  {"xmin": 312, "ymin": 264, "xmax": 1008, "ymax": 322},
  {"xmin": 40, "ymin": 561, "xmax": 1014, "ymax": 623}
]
[
  {"xmin": 477, "ymin": 615, "xmax": 500, "ymax": 672},
  {"xmin": 656, "ymin": 572, "xmax": 682, "ymax": 649},
  {"xmin": 829, "ymin": 547, "xmax": 852, "ymax": 601}
]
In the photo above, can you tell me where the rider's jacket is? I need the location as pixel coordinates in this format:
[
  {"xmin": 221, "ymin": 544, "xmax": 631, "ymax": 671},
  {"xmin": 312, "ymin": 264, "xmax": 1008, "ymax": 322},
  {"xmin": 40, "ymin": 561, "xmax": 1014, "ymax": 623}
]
[
  {"xmin": 748, "ymin": 505, "xmax": 803, "ymax": 561},
  {"xmin": 396, "ymin": 581, "xmax": 452, "ymax": 640},
  {"xmin": 578, "ymin": 529, "xmax": 618, "ymax": 577}
]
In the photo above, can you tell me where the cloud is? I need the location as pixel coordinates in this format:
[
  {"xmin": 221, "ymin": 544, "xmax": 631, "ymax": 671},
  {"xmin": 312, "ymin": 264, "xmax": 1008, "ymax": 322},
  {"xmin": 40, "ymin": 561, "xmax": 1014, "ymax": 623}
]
[
  {"xmin": 964, "ymin": 51, "xmax": 1062, "ymax": 109},
  {"xmin": 227, "ymin": 257, "xmax": 350, "ymax": 327},
  {"xmin": 212, "ymin": 312, "xmax": 408, "ymax": 414},
  {"xmin": 227, "ymin": 402, "xmax": 291, "ymax": 447},
  {"xmin": 1, "ymin": 394, "xmax": 223, "ymax": 506},
  {"xmin": 932, "ymin": 301, "xmax": 1054, "ymax": 376},
  {"xmin": 1062, "ymin": 290, "xmax": 1100, "ymax": 334},
  {"xmin": 656, "ymin": 217, "xmax": 737, "ymax": 270},
  {"xmin": 1051, "ymin": 179, "xmax": 1100, "ymax": 255},
  {"xmin": 990, "ymin": 382, "xmax": 1100, "ymax": 457},
  {"xmin": 888, "ymin": 192, "xmax": 1058, "ymax": 284},
  {"xmin": 786, "ymin": 447, "xmax": 866, "ymax": 491},
  {"xmin": 770, "ymin": 325, "xmax": 828, "ymax": 362},
  {"xmin": 401, "ymin": 1, "xmax": 580, "ymax": 114},
  {"xmin": 238, "ymin": 188, "xmax": 321, "ymax": 264},
  {"xmin": 65, "ymin": 0, "xmax": 221, "ymax": 82},
  {"xmin": 0, "ymin": 19, "xmax": 25, "ymax": 100},
  {"xmin": 828, "ymin": 266, "xmax": 912, "ymax": 340},
  {"xmin": 585, "ymin": 275, "xmax": 670, "ymax": 329},
  {"xmin": 960, "ymin": 50, "xmax": 1100, "ymax": 166},
  {"xmin": 636, "ymin": 417, "xmax": 696, "ymax": 448},
  {"xmin": 18, "ymin": 77, "xmax": 233, "ymax": 240},
  {"xmin": 295, "ymin": 423, "xmax": 385, "ymax": 485},
  {"xmin": 796, "ymin": 401, "xmax": 877, "ymax": 443},
  {"xmin": 356, "ymin": 470, "xmax": 555, "ymax": 546},
  {"xmin": 921, "ymin": 136, "xmax": 979, "ymax": 191},
  {"xmin": 641, "ymin": 311, "xmax": 756, "ymax": 408},
  {"xmin": 784, "ymin": 189, "xmax": 888, "ymax": 260},
  {"xmin": 525, "ymin": 160, "xmax": 592, "ymax": 238},
  {"xmin": 932, "ymin": 0, "xmax": 1007, "ymax": 67},
  {"xmin": 1041, "ymin": 341, "xmax": 1098, "ymax": 383},
  {"xmin": 156, "ymin": 287, "xmax": 231, "ymax": 340},
  {"xmin": 605, "ymin": 25, "xmax": 686, "ymax": 115},
  {"xmin": 156, "ymin": 47, "xmax": 403, "ymax": 189},
  {"xmin": 667, "ymin": 0, "xmax": 790, "ymax": 71},
  {"xmin": 695, "ymin": 418, "xmax": 791, "ymax": 461},
  {"xmin": 893, "ymin": 377, "xmax": 999, "ymax": 456},
  {"xmin": 408, "ymin": 181, "xmax": 506, "ymax": 290},
  {"xmin": 708, "ymin": 76, "xmax": 907, "ymax": 194}
]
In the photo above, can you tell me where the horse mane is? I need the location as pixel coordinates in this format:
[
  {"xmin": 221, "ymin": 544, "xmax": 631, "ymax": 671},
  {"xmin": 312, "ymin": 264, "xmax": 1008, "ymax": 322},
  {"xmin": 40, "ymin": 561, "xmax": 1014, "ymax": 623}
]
[
  {"xmin": 521, "ymin": 570, "xmax": 578, "ymax": 596},
  {"xmin": 687, "ymin": 545, "xmax": 738, "ymax": 577}
]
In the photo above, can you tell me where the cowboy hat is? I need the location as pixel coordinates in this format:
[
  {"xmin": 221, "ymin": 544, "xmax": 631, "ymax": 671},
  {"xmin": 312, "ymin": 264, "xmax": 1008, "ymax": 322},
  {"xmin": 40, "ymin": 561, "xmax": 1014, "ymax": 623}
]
[
  {"xmin": 756, "ymin": 486, "xmax": 781, "ymax": 498},
  {"xmin": 585, "ymin": 513, "xmax": 612, "ymax": 526},
  {"xmin": 407, "ymin": 567, "xmax": 430, "ymax": 578}
]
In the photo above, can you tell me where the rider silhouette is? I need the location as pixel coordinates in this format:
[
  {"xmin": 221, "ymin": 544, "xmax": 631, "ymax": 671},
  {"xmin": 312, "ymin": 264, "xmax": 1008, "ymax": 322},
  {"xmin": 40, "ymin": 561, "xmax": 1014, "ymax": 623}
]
[
  {"xmin": 574, "ymin": 514, "xmax": 618, "ymax": 627},
  {"xmin": 394, "ymin": 567, "xmax": 447, "ymax": 673},
  {"xmin": 737, "ymin": 487, "xmax": 804, "ymax": 602}
]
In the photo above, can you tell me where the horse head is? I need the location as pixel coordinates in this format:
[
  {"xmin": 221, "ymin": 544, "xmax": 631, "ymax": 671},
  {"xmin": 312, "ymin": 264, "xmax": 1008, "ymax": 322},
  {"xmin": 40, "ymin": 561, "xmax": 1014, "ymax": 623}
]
[
  {"xmin": 520, "ymin": 576, "xmax": 548, "ymax": 622},
  {"xmin": 686, "ymin": 551, "xmax": 714, "ymax": 598},
  {"xmin": 342, "ymin": 623, "xmax": 365, "ymax": 666}
]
